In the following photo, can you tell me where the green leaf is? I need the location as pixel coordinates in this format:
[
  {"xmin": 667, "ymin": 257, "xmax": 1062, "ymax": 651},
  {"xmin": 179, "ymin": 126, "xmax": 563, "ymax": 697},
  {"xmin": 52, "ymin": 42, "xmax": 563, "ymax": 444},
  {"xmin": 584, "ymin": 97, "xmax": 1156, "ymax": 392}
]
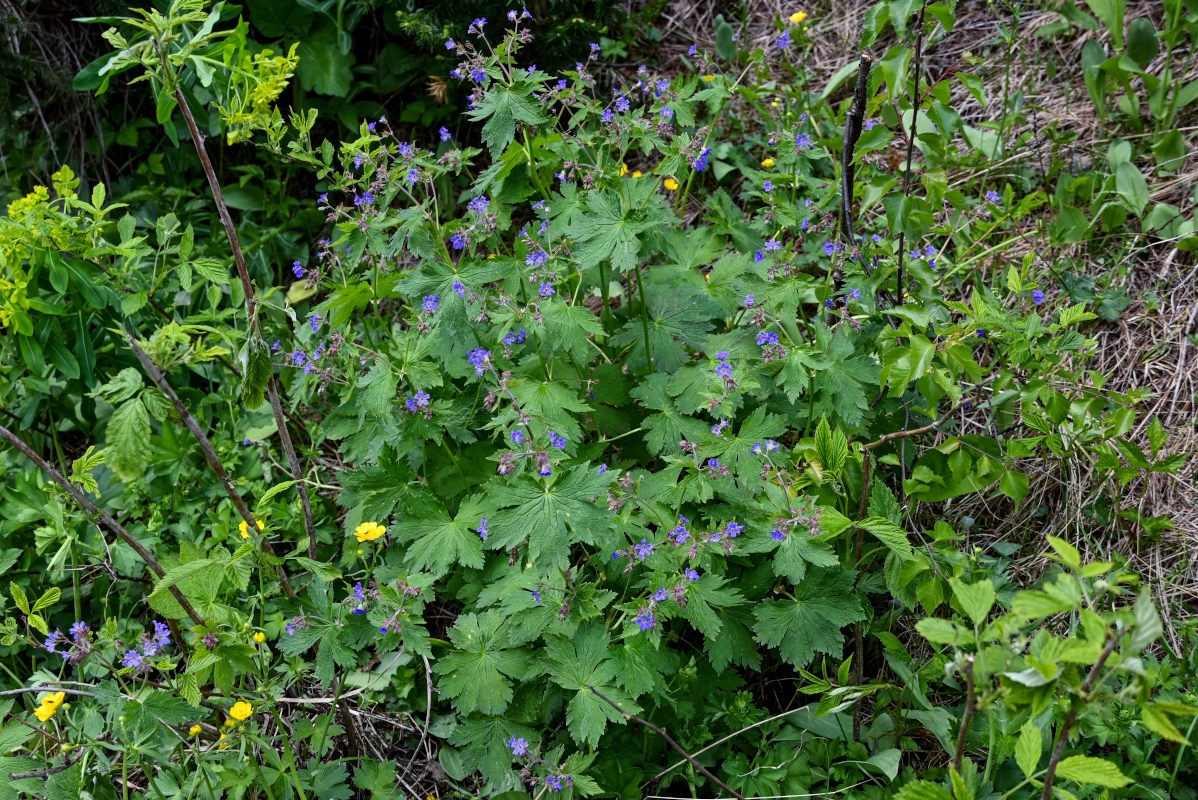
[
  {"xmin": 106, "ymin": 398, "xmax": 152, "ymax": 482},
  {"xmin": 813, "ymin": 417, "xmax": 848, "ymax": 475},
  {"xmin": 1015, "ymin": 720, "xmax": 1042, "ymax": 778},
  {"xmin": 31, "ymin": 587, "xmax": 61, "ymax": 613},
  {"xmin": 543, "ymin": 624, "xmax": 638, "ymax": 746},
  {"xmin": 1142, "ymin": 705, "xmax": 1190, "ymax": 744},
  {"xmin": 9, "ymin": 583, "xmax": 29, "ymax": 615},
  {"xmin": 465, "ymin": 81, "xmax": 550, "ymax": 156},
  {"xmin": 916, "ymin": 617, "xmax": 970, "ymax": 645},
  {"xmin": 433, "ymin": 612, "xmax": 526, "ymax": 715},
  {"xmin": 360, "ymin": 363, "xmax": 397, "ymax": 417},
  {"xmin": 1055, "ymin": 755, "xmax": 1131, "ymax": 787},
  {"xmin": 396, "ymin": 493, "xmax": 486, "ymax": 579},
  {"xmin": 256, "ymin": 480, "xmax": 298, "ymax": 511},
  {"xmin": 1115, "ymin": 161, "xmax": 1148, "ymax": 215},
  {"xmin": 241, "ymin": 339, "xmax": 273, "ymax": 410},
  {"xmin": 1045, "ymin": 535, "xmax": 1081, "ymax": 570},
  {"xmin": 752, "ymin": 569, "xmax": 865, "ymax": 668},
  {"xmin": 860, "ymin": 517, "xmax": 916, "ymax": 561},
  {"xmin": 296, "ymin": 22, "xmax": 354, "ymax": 96},
  {"xmin": 489, "ymin": 465, "xmax": 614, "ymax": 569},
  {"xmin": 892, "ymin": 781, "xmax": 952, "ymax": 800},
  {"xmin": 949, "ymin": 578, "xmax": 995, "ymax": 627}
]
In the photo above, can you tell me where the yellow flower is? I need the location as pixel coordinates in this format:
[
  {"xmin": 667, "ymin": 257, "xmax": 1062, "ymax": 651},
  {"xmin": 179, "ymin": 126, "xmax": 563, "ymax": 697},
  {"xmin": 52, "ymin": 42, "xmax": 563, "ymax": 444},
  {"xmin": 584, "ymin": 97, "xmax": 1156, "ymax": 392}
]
[
  {"xmin": 217, "ymin": 733, "xmax": 229, "ymax": 750},
  {"xmin": 789, "ymin": 11, "xmax": 808, "ymax": 23},
  {"xmin": 663, "ymin": 178, "xmax": 680, "ymax": 191},
  {"xmin": 762, "ymin": 158, "xmax": 776, "ymax": 168},
  {"xmin": 632, "ymin": 171, "xmax": 642, "ymax": 178},
  {"xmin": 228, "ymin": 701, "xmax": 253, "ymax": 722},
  {"xmin": 701, "ymin": 75, "xmax": 716, "ymax": 82},
  {"xmin": 34, "ymin": 691, "xmax": 65, "ymax": 722},
  {"xmin": 225, "ymin": 717, "xmax": 237, "ymax": 727},
  {"xmin": 620, "ymin": 163, "xmax": 629, "ymax": 176},
  {"xmin": 487, "ymin": 253, "xmax": 495, "ymax": 259},
  {"xmin": 253, "ymin": 632, "xmax": 266, "ymax": 643},
  {"xmin": 239, "ymin": 519, "xmax": 264, "ymax": 538},
  {"xmin": 354, "ymin": 521, "xmax": 387, "ymax": 542},
  {"xmin": 189, "ymin": 724, "xmax": 202, "ymax": 736}
]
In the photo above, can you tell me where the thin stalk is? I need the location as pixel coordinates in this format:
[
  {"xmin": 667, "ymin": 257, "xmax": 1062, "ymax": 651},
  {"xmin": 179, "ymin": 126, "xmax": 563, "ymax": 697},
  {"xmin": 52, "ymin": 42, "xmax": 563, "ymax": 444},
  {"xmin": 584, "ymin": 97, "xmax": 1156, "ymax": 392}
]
[
  {"xmin": 0, "ymin": 422, "xmax": 202, "ymax": 636},
  {"xmin": 153, "ymin": 37, "xmax": 317, "ymax": 560},
  {"xmin": 894, "ymin": 0, "xmax": 930, "ymax": 302},
  {"xmin": 633, "ymin": 264, "xmax": 653, "ymax": 368},
  {"xmin": 952, "ymin": 655, "xmax": 977, "ymax": 779},
  {"xmin": 1040, "ymin": 636, "xmax": 1119, "ymax": 800},
  {"xmin": 127, "ymin": 337, "xmax": 295, "ymax": 598}
]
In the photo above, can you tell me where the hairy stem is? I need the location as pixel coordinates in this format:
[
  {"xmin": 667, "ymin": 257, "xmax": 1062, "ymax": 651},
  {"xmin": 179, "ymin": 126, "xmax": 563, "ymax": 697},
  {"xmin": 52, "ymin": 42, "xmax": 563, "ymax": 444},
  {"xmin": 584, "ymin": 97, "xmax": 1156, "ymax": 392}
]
[
  {"xmin": 1040, "ymin": 635, "xmax": 1119, "ymax": 800},
  {"xmin": 953, "ymin": 654, "xmax": 976, "ymax": 779}
]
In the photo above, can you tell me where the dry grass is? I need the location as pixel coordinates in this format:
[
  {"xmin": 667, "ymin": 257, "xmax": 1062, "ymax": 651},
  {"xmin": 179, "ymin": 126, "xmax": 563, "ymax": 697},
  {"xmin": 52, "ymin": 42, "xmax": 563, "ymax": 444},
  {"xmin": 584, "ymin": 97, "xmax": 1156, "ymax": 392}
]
[{"xmin": 633, "ymin": 0, "xmax": 1198, "ymax": 636}]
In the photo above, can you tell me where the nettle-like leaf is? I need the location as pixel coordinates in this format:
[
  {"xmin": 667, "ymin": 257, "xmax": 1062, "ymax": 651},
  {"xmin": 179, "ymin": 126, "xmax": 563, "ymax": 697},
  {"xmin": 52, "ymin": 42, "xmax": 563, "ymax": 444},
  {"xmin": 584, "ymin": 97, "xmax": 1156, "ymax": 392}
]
[
  {"xmin": 631, "ymin": 373, "xmax": 709, "ymax": 455},
  {"xmin": 752, "ymin": 568, "xmax": 866, "ymax": 668},
  {"xmin": 566, "ymin": 183, "xmax": 672, "ymax": 274},
  {"xmin": 807, "ymin": 324, "xmax": 880, "ymax": 428},
  {"xmin": 434, "ymin": 611, "xmax": 528, "ymax": 715},
  {"xmin": 542, "ymin": 624, "xmax": 639, "ymax": 746},
  {"xmin": 488, "ymin": 465, "xmax": 613, "ymax": 568}
]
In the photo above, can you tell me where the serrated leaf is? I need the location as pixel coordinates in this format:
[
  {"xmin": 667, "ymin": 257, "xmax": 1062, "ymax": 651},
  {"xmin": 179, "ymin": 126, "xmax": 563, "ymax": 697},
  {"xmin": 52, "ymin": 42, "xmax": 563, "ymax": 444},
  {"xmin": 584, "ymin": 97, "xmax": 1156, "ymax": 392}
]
[
  {"xmin": 9, "ymin": 583, "xmax": 29, "ymax": 615},
  {"xmin": 543, "ymin": 625, "xmax": 637, "ymax": 746},
  {"xmin": 433, "ymin": 612, "xmax": 525, "ymax": 715},
  {"xmin": 916, "ymin": 617, "xmax": 970, "ymax": 645},
  {"xmin": 1015, "ymin": 720, "xmax": 1042, "ymax": 778},
  {"xmin": 1055, "ymin": 755, "xmax": 1131, "ymax": 787},
  {"xmin": 949, "ymin": 578, "xmax": 995, "ymax": 627},
  {"xmin": 256, "ymin": 480, "xmax": 298, "ymax": 511},
  {"xmin": 106, "ymin": 398, "xmax": 152, "ymax": 481},
  {"xmin": 892, "ymin": 781, "xmax": 952, "ymax": 800},
  {"xmin": 860, "ymin": 517, "xmax": 916, "ymax": 561},
  {"xmin": 1045, "ymin": 535, "xmax": 1081, "ymax": 570},
  {"xmin": 1142, "ymin": 705, "xmax": 1189, "ymax": 744},
  {"xmin": 752, "ymin": 569, "xmax": 865, "ymax": 668}
]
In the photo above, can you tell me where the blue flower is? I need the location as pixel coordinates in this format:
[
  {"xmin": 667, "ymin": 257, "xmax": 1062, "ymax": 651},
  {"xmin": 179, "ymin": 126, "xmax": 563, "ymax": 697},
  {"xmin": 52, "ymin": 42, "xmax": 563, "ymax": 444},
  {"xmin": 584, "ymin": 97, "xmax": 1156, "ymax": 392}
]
[
  {"xmin": 511, "ymin": 430, "xmax": 524, "ymax": 445},
  {"xmin": 685, "ymin": 568, "xmax": 700, "ymax": 581},
  {"xmin": 467, "ymin": 195, "xmax": 490, "ymax": 214},
  {"xmin": 467, "ymin": 348, "xmax": 491, "ymax": 376},
  {"xmin": 122, "ymin": 649, "xmax": 144, "ymax": 669},
  {"xmin": 445, "ymin": 38, "xmax": 455, "ymax": 49},
  {"xmin": 823, "ymin": 241, "xmax": 841, "ymax": 256},
  {"xmin": 985, "ymin": 190, "xmax": 1000, "ymax": 203},
  {"xmin": 538, "ymin": 282, "xmax": 555, "ymax": 298},
  {"xmin": 755, "ymin": 250, "xmax": 765, "ymax": 263},
  {"xmin": 1032, "ymin": 289, "xmax": 1044, "ymax": 304},
  {"xmin": 530, "ymin": 589, "xmax": 541, "ymax": 604},
  {"xmin": 634, "ymin": 612, "xmax": 656, "ymax": 631},
  {"xmin": 771, "ymin": 528, "xmax": 786, "ymax": 541},
  {"xmin": 422, "ymin": 295, "xmax": 440, "ymax": 313},
  {"xmin": 413, "ymin": 390, "xmax": 430, "ymax": 407},
  {"xmin": 756, "ymin": 330, "xmax": 779, "ymax": 346},
  {"xmin": 850, "ymin": 288, "xmax": 862, "ymax": 300},
  {"xmin": 439, "ymin": 126, "xmax": 451, "ymax": 142},
  {"xmin": 652, "ymin": 588, "xmax": 669, "ymax": 602},
  {"xmin": 764, "ymin": 238, "xmax": 781, "ymax": 251},
  {"xmin": 354, "ymin": 191, "xmax": 375, "ymax": 207},
  {"xmin": 633, "ymin": 539, "xmax": 654, "ymax": 560},
  {"xmin": 451, "ymin": 232, "xmax": 468, "ymax": 250},
  {"xmin": 776, "ymin": 30, "xmax": 791, "ymax": 48},
  {"xmin": 745, "ymin": 294, "xmax": 754, "ymax": 307},
  {"xmin": 694, "ymin": 147, "xmax": 712, "ymax": 171},
  {"xmin": 590, "ymin": 42, "xmax": 600, "ymax": 53},
  {"xmin": 292, "ymin": 261, "xmax": 304, "ymax": 278},
  {"xmin": 526, "ymin": 249, "xmax": 548, "ymax": 267},
  {"xmin": 795, "ymin": 133, "xmax": 813, "ymax": 149},
  {"xmin": 724, "ymin": 521, "xmax": 744, "ymax": 538},
  {"xmin": 453, "ymin": 280, "xmax": 465, "ymax": 297},
  {"xmin": 688, "ymin": 44, "xmax": 698, "ymax": 56},
  {"xmin": 477, "ymin": 517, "xmax": 490, "ymax": 540},
  {"xmin": 762, "ymin": 180, "xmax": 774, "ymax": 192},
  {"xmin": 43, "ymin": 629, "xmax": 64, "ymax": 654},
  {"xmin": 507, "ymin": 735, "xmax": 529, "ymax": 756},
  {"xmin": 548, "ymin": 431, "xmax": 567, "ymax": 450}
]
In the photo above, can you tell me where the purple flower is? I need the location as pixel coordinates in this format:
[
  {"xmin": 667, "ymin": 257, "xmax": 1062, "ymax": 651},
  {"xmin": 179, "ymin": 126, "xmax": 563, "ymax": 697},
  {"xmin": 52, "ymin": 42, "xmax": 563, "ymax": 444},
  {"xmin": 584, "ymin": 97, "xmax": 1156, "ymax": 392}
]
[
  {"xmin": 507, "ymin": 735, "xmax": 529, "ymax": 756},
  {"xmin": 122, "ymin": 649, "xmax": 145, "ymax": 669},
  {"xmin": 439, "ymin": 126, "xmax": 451, "ymax": 142},
  {"xmin": 776, "ymin": 30, "xmax": 791, "ymax": 48},
  {"xmin": 745, "ymin": 294, "xmax": 754, "ymax": 307},
  {"xmin": 451, "ymin": 232, "xmax": 468, "ymax": 250},
  {"xmin": 694, "ymin": 147, "xmax": 712, "ymax": 171},
  {"xmin": 477, "ymin": 517, "xmax": 489, "ymax": 540},
  {"xmin": 684, "ymin": 568, "xmax": 700, "ymax": 581},
  {"xmin": 601, "ymin": 109, "xmax": 614, "ymax": 122},
  {"xmin": 590, "ymin": 42, "xmax": 600, "ymax": 53},
  {"xmin": 43, "ymin": 630, "xmax": 64, "ymax": 654},
  {"xmin": 724, "ymin": 521, "xmax": 744, "ymax": 538},
  {"xmin": 660, "ymin": 106, "xmax": 673, "ymax": 119},
  {"xmin": 756, "ymin": 330, "xmax": 779, "ymax": 346},
  {"xmin": 453, "ymin": 280, "xmax": 465, "ymax": 297},
  {"xmin": 242, "ymin": 438, "xmax": 251, "ymax": 446},
  {"xmin": 511, "ymin": 430, "xmax": 524, "ymax": 445},
  {"xmin": 469, "ymin": 17, "xmax": 487, "ymax": 33},
  {"xmin": 422, "ymin": 295, "xmax": 440, "ymax": 313},
  {"xmin": 413, "ymin": 390, "xmax": 430, "ymax": 408},
  {"xmin": 763, "ymin": 180, "xmax": 774, "ymax": 192},
  {"xmin": 796, "ymin": 133, "xmax": 813, "ymax": 149},
  {"xmin": 598, "ymin": 464, "xmax": 607, "ymax": 475},
  {"xmin": 530, "ymin": 589, "xmax": 541, "ymax": 604},
  {"xmin": 633, "ymin": 539, "xmax": 654, "ymax": 560},
  {"xmin": 976, "ymin": 329, "xmax": 987, "ymax": 338},
  {"xmin": 445, "ymin": 38, "xmax": 455, "ymax": 50},
  {"xmin": 764, "ymin": 238, "xmax": 781, "ymax": 252},
  {"xmin": 526, "ymin": 249, "xmax": 548, "ymax": 267},
  {"xmin": 1032, "ymin": 289, "xmax": 1044, "ymax": 304},
  {"xmin": 755, "ymin": 250, "xmax": 765, "ymax": 263},
  {"xmin": 652, "ymin": 588, "xmax": 669, "ymax": 602},
  {"xmin": 468, "ymin": 196, "xmax": 490, "ymax": 214},
  {"xmin": 548, "ymin": 431, "xmax": 566, "ymax": 449},
  {"xmin": 823, "ymin": 242, "xmax": 841, "ymax": 256},
  {"xmin": 985, "ymin": 190, "xmax": 1000, "ymax": 203},
  {"xmin": 688, "ymin": 44, "xmax": 698, "ymax": 56},
  {"xmin": 538, "ymin": 282, "xmax": 555, "ymax": 298},
  {"xmin": 317, "ymin": 193, "xmax": 328, "ymax": 204},
  {"xmin": 850, "ymin": 288, "xmax": 862, "ymax": 300},
  {"xmin": 309, "ymin": 312, "xmax": 321, "ymax": 332},
  {"xmin": 354, "ymin": 191, "xmax": 375, "ymax": 207},
  {"xmin": 771, "ymin": 528, "xmax": 786, "ymax": 541},
  {"xmin": 467, "ymin": 347, "xmax": 491, "ymax": 376},
  {"xmin": 634, "ymin": 612, "xmax": 656, "ymax": 631},
  {"xmin": 292, "ymin": 261, "xmax": 304, "ymax": 278},
  {"xmin": 715, "ymin": 360, "xmax": 732, "ymax": 379},
  {"xmin": 616, "ymin": 94, "xmax": 630, "ymax": 112}
]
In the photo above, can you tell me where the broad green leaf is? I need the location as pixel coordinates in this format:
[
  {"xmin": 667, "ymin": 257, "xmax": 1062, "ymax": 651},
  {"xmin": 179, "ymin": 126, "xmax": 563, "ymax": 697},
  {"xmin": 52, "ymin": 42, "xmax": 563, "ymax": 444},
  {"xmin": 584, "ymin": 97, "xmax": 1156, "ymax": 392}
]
[
  {"xmin": 892, "ymin": 781, "xmax": 952, "ymax": 800},
  {"xmin": 433, "ymin": 612, "xmax": 526, "ymax": 715},
  {"xmin": 949, "ymin": 578, "xmax": 995, "ymax": 627},
  {"xmin": 1015, "ymin": 720, "xmax": 1042, "ymax": 778},
  {"xmin": 753, "ymin": 570, "xmax": 865, "ymax": 668},
  {"xmin": 1055, "ymin": 755, "xmax": 1131, "ymax": 787},
  {"xmin": 860, "ymin": 517, "xmax": 916, "ymax": 562},
  {"xmin": 1142, "ymin": 705, "xmax": 1189, "ymax": 744},
  {"xmin": 106, "ymin": 398, "xmax": 152, "ymax": 482}
]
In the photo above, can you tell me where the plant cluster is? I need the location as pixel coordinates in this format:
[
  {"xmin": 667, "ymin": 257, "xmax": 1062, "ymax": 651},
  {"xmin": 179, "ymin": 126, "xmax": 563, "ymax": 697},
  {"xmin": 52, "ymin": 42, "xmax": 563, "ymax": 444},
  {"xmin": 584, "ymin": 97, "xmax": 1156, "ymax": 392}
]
[{"xmin": 1, "ymin": 1, "xmax": 1196, "ymax": 799}]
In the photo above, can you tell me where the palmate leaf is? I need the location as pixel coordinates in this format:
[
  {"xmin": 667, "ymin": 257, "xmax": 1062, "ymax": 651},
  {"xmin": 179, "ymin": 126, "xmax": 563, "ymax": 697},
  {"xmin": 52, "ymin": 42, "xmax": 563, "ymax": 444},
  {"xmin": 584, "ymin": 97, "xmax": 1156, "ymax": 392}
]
[
  {"xmin": 488, "ymin": 465, "xmax": 613, "ymax": 568},
  {"xmin": 752, "ymin": 568, "xmax": 866, "ymax": 668},
  {"xmin": 612, "ymin": 289, "xmax": 717, "ymax": 373},
  {"xmin": 679, "ymin": 573, "xmax": 744, "ymax": 639},
  {"xmin": 466, "ymin": 81, "xmax": 550, "ymax": 156},
  {"xmin": 543, "ymin": 624, "xmax": 639, "ymax": 746},
  {"xmin": 506, "ymin": 377, "xmax": 592, "ymax": 444},
  {"xmin": 630, "ymin": 373, "xmax": 708, "ymax": 455},
  {"xmin": 394, "ymin": 492, "xmax": 486, "ymax": 579},
  {"xmin": 806, "ymin": 324, "xmax": 879, "ymax": 428},
  {"xmin": 707, "ymin": 406, "xmax": 788, "ymax": 486},
  {"xmin": 707, "ymin": 604, "xmax": 763, "ymax": 671},
  {"xmin": 433, "ymin": 611, "xmax": 527, "ymax": 715},
  {"xmin": 566, "ymin": 184, "xmax": 671, "ymax": 274}
]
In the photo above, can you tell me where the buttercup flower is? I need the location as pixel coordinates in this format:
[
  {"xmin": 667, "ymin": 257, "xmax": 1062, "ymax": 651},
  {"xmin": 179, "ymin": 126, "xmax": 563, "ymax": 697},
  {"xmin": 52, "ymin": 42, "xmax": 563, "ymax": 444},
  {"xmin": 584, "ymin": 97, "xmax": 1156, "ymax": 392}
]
[
  {"xmin": 239, "ymin": 519, "xmax": 264, "ymax": 539},
  {"xmin": 663, "ymin": 177, "xmax": 679, "ymax": 191},
  {"xmin": 761, "ymin": 157, "xmax": 775, "ymax": 168},
  {"xmin": 34, "ymin": 691, "xmax": 65, "ymax": 722},
  {"xmin": 189, "ymin": 724, "xmax": 202, "ymax": 735},
  {"xmin": 253, "ymin": 632, "xmax": 266, "ymax": 643},
  {"xmin": 354, "ymin": 521, "xmax": 387, "ymax": 542},
  {"xmin": 228, "ymin": 701, "xmax": 253, "ymax": 722},
  {"xmin": 789, "ymin": 11, "xmax": 808, "ymax": 23}
]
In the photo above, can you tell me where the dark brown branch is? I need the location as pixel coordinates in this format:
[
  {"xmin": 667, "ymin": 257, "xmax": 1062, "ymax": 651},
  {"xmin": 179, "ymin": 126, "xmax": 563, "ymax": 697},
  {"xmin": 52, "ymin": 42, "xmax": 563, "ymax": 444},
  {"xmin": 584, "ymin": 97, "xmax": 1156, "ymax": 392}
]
[
  {"xmin": 840, "ymin": 53, "xmax": 872, "ymax": 245},
  {"xmin": 9, "ymin": 744, "xmax": 86, "ymax": 780},
  {"xmin": 588, "ymin": 685, "xmax": 747, "ymax": 800},
  {"xmin": 952, "ymin": 654, "xmax": 976, "ymax": 779},
  {"xmin": 895, "ymin": 0, "xmax": 931, "ymax": 302},
  {"xmin": 1040, "ymin": 635, "xmax": 1119, "ymax": 800},
  {"xmin": 126, "ymin": 336, "xmax": 295, "ymax": 598},
  {"xmin": 0, "ymin": 423, "xmax": 203, "ymax": 635},
  {"xmin": 154, "ymin": 37, "xmax": 318, "ymax": 559},
  {"xmin": 863, "ymin": 398, "xmax": 969, "ymax": 452}
]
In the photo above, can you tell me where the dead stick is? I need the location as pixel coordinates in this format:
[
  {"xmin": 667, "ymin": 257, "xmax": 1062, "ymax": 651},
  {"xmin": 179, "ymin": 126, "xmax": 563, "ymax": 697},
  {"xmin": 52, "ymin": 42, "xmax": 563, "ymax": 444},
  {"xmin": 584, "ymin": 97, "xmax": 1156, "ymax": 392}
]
[
  {"xmin": 588, "ymin": 685, "xmax": 747, "ymax": 800},
  {"xmin": 952, "ymin": 654, "xmax": 976, "ymax": 779},
  {"xmin": 0, "ymin": 423, "xmax": 203, "ymax": 635},
  {"xmin": 127, "ymin": 336, "xmax": 295, "ymax": 598},
  {"xmin": 154, "ymin": 38, "xmax": 318, "ymax": 559},
  {"xmin": 1040, "ymin": 636, "xmax": 1119, "ymax": 800}
]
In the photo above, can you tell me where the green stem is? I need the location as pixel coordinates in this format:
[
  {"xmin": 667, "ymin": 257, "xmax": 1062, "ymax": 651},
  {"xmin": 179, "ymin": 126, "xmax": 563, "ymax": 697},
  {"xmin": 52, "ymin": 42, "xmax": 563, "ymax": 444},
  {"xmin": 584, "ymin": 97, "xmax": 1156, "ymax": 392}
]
[{"xmin": 633, "ymin": 264, "xmax": 653, "ymax": 369}]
